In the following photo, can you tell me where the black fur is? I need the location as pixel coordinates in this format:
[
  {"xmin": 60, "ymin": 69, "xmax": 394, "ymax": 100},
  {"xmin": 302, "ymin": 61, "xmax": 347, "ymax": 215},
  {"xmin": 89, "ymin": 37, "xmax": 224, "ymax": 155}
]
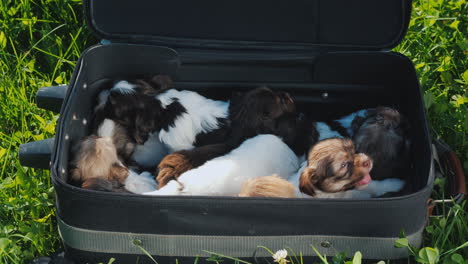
[
  {"xmin": 273, "ymin": 112, "xmax": 319, "ymax": 155},
  {"xmin": 133, "ymin": 99, "xmax": 187, "ymax": 144},
  {"xmin": 225, "ymin": 86, "xmax": 296, "ymax": 147},
  {"xmin": 194, "ymin": 118, "xmax": 231, "ymax": 147},
  {"xmin": 352, "ymin": 107, "xmax": 411, "ymax": 180}
]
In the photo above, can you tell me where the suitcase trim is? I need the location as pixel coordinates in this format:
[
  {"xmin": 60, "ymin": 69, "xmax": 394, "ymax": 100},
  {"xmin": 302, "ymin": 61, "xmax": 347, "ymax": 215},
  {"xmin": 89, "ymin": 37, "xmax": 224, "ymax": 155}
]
[{"xmin": 58, "ymin": 216, "xmax": 422, "ymax": 260}]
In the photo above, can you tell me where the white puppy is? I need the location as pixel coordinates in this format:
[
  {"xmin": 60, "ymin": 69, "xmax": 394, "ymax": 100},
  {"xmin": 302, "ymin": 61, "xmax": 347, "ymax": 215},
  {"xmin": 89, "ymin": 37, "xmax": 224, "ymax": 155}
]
[{"xmin": 144, "ymin": 134, "xmax": 300, "ymax": 196}]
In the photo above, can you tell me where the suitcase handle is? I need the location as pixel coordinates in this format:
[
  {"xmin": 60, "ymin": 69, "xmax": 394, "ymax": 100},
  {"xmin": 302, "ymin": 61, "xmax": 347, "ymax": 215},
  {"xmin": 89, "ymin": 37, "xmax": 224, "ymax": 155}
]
[
  {"xmin": 19, "ymin": 138, "xmax": 54, "ymax": 169},
  {"xmin": 442, "ymin": 150, "xmax": 466, "ymax": 201},
  {"xmin": 36, "ymin": 85, "xmax": 68, "ymax": 113},
  {"xmin": 432, "ymin": 136, "xmax": 466, "ymax": 202}
]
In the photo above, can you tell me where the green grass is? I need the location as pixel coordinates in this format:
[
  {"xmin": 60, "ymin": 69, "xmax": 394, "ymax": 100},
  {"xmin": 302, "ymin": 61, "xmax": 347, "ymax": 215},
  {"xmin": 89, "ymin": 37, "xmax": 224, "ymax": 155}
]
[{"xmin": 0, "ymin": 0, "xmax": 466, "ymax": 263}]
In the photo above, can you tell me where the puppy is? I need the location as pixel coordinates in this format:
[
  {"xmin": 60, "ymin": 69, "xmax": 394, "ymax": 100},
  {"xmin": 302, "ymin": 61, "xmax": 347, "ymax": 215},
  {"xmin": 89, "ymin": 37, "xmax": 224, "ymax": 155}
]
[
  {"xmin": 156, "ymin": 86, "xmax": 299, "ymax": 188},
  {"xmin": 239, "ymin": 138, "xmax": 404, "ymax": 198},
  {"xmin": 351, "ymin": 107, "xmax": 411, "ymax": 181},
  {"xmin": 93, "ymin": 76, "xmax": 173, "ymax": 166},
  {"xmin": 144, "ymin": 134, "xmax": 300, "ymax": 196},
  {"xmin": 69, "ymin": 136, "xmax": 157, "ymax": 193},
  {"xmin": 297, "ymin": 138, "xmax": 374, "ymax": 197},
  {"xmin": 93, "ymin": 74, "xmax": 173, "ymax": 129}
]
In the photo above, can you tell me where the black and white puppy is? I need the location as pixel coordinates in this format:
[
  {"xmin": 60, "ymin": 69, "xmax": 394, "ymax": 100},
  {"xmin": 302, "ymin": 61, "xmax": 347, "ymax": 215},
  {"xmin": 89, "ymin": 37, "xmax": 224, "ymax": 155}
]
[
  {"xmin": 156, "ymin": 87, "xmax": 301, "ymax": 188},
  {"xmin": 93, "ymin": 78, "xmax": 169, "ymax": 165}
]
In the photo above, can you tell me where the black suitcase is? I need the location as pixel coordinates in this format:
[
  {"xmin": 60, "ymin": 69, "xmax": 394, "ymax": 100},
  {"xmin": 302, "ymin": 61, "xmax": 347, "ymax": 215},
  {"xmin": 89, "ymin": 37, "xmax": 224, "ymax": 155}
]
[{"xmin": 19, "ymin": 0, "xmax": 447, "ymax": 263}]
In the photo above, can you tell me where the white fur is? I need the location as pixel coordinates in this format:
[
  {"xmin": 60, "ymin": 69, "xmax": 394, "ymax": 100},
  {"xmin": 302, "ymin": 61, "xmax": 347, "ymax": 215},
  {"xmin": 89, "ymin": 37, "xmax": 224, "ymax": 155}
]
[
  {"xmin": 132, "ymin": 132, "xmax": 168, "ymax": 167},
  {"xmin": 289, "ymin": 161, "xmax": 405, "ymax": 199},
  {"xmin": 156, "ymin": 89, "xmax": 229, "ymax": 153},
  {"xmin": 97, "ymin": 119, "xmax": 116, "ymax": 138},
  {"xmin": 111, "ymin": 80, "xmax": 136, "ymax": 95},
  {"xmin": 315, "ymin": 122, "xmax": 343, "ymax": 140},
  {"xmin": 124, "ymin": 170, "xmax": 158, "ymax": 194},
  {"xmin": 335, "ymin": 109, "xmax": 369, "ymax": 136},
  {"xmin": 144, "ymin": 135, "xmax": 300, "ymax": 196}
]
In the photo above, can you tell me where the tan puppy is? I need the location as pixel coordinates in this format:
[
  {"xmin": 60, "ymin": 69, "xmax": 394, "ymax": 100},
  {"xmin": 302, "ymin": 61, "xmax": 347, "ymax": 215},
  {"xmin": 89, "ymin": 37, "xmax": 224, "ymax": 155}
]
[{"xmin": 69, "ymin": 136, "xmax": 129, "ymax": 188}]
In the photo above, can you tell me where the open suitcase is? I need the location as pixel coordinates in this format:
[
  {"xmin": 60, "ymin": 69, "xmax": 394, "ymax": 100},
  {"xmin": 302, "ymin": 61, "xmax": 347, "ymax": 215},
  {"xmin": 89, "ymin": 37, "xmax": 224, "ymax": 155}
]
[{"xmin": 18, "ymin": 0, "xmax": 466, "ymax": 263}]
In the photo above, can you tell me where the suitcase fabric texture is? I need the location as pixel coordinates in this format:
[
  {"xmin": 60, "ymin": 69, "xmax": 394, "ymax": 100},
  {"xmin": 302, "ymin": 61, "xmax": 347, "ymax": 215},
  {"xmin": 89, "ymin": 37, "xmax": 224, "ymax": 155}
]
[{"xmin": 20, "ymin": 0, "xmax": 437, "ymax": 263}]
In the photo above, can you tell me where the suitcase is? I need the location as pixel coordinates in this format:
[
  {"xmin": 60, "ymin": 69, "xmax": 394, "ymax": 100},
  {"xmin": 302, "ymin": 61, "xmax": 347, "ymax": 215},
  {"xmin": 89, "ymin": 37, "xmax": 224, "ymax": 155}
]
[{"xmin": 18, "ymin": 0, "xmax": 465, "ymax": 263}]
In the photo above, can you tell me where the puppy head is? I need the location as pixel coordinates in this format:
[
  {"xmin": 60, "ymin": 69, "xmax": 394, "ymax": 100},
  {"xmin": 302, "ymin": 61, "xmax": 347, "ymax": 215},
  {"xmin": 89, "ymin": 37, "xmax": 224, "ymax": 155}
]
[
  {"xmin": 69, "ymin": 136, "xmax": 129, "ymax": 184},
  {"xmin": 132, "ymin": 109, "xmax": 159, "ymax": 144},
  {"xmin": 352, "ymin": 107, "xmax": 409, "ymax": 133},
  {"xmin": 299, "ymin": 138, "xmax": 373, "ymax": 196},
  {"xmin": 239, "ymin": 174, "xmax": 296, "ymax": 198},
  {"xmin": 351, "ymin": 107, "xmax": 410, "ymax": 179},
  {"xmin": 229, "ymin": 86, "xmax": 296, "ymax": 136},
  {"xmin": 106, "ymin": 91, "xmax": 162, "ymax": 144}
]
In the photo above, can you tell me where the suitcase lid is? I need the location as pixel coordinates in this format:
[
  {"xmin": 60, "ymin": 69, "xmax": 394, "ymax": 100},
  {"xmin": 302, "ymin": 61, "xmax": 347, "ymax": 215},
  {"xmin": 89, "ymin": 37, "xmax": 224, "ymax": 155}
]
[{"xmin": 84, "ymin": 0, "xmax": 411, "ymax": 51}]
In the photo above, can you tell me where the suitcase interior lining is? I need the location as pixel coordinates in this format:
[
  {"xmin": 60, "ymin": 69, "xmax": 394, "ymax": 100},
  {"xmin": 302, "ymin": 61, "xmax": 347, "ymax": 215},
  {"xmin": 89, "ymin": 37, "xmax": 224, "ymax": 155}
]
[
  {"xmin": 55, "ymin": 45, "xmax": 430, "ymax": 197},
  {"xmin": 88, "ymin": 0, "xmax": 408, "ymax": 49}
]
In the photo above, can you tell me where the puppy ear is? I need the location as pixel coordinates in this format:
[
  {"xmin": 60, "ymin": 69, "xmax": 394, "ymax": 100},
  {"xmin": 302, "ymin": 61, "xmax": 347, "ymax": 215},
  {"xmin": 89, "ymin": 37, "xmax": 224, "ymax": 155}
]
[
  {"xmin": 299, "ymin": 166, "xmax": 317, "ymax": 196},
  {"xmin": 151, "ymin": 74, "xmax": 173, "ymax": 90},
  {"xmin": 109, "ymin": 162, "xmax": 129, "ymax": 183}
]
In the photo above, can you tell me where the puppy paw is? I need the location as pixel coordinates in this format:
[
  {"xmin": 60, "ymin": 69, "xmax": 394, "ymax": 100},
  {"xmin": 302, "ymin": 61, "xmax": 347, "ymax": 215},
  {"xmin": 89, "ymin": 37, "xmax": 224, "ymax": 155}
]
[
  {"xmin": 157, "ymin": 153, "xmax": 194, "ymax": 188},
  {"xmin": 381, "ymin": 178, "xmax": 405, "ymax": 193}
]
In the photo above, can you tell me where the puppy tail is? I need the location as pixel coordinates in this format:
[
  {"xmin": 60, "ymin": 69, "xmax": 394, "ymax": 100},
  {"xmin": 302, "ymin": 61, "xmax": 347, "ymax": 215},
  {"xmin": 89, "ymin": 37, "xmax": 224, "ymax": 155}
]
[{"xmin": 239, "ymin": 175, "xmax": 296, "ymax": 198}]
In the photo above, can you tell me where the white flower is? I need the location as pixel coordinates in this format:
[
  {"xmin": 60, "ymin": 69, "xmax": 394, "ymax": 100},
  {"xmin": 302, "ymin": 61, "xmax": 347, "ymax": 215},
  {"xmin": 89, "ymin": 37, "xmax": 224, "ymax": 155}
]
[{"xmin": 272, "ymin": 249, "xmax": 289, "ymax": 264}]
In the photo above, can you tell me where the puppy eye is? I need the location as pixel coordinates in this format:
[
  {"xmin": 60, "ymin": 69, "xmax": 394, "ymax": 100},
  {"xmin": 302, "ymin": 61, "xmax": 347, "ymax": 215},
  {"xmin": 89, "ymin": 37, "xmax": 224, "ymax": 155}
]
[{"xmin": 341, "ymin": 162, "xmax": 347, "ymax": 168}]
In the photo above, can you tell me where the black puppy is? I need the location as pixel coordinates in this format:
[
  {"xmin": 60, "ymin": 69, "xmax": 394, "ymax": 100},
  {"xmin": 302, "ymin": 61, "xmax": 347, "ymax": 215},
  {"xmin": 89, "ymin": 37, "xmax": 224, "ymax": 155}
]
[{"xmin": 351, "ymin": 106, "xmax": 411, "ymax": 181}]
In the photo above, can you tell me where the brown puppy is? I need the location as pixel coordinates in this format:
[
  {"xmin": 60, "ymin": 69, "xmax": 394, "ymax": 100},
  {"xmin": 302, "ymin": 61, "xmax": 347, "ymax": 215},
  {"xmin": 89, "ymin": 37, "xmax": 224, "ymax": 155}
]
[
  {"xmin": 69, "ymin": 136, "xmax": 129, "ymax": 189},
  {"xmin": 240, "ymin": 138, "xmax": 373, "ymax": 198},
  {"xmin": 299, "ymin": 138, "xmax": 372, "ymax": 196},
  {"xmin": 156, "ymin": 86, "xmax": 297, "ymax": 188}
]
